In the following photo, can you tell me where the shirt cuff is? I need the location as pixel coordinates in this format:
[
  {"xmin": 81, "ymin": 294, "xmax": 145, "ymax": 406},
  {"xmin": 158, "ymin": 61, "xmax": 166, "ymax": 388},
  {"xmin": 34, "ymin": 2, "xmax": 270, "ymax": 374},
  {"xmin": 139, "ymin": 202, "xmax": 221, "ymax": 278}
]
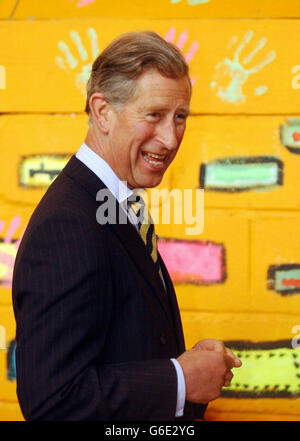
[{"xmin": 170, "ymin": 358, "xmax": 186, "ymax": 417}]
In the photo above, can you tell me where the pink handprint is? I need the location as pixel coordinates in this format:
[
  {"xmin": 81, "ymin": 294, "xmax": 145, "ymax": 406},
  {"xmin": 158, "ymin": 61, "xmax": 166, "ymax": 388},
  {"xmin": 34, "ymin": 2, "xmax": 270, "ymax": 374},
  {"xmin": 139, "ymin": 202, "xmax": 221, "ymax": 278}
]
[
  {"xmin": 164, "ymin": 27, "xmax": 199, "ymax": 85},
  {"xmin": 66, "ymin": 0, "xmax": 95, "ymax": 7},
  {"xmin": 0, "ymin": 217, "xmax": 26, "ymax": 288},
  {"xmin": 76, "ymin": 0, "xmax": 94, "ymax": 6}
]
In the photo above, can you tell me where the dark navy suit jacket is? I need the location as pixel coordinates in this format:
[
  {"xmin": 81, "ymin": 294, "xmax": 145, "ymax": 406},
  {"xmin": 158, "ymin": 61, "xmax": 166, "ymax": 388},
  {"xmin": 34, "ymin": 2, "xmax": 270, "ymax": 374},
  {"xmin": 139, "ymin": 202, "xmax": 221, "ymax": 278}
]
[{"xmin": 12, "ymin": 156, "xmax": 206, "ymax": 420}]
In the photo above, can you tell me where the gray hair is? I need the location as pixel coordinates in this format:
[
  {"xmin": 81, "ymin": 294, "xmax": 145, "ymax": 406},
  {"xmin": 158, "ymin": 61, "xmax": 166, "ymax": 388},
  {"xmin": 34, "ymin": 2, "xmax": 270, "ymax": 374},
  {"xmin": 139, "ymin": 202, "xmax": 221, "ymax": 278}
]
[{"xmin": 85, "ymin": 31, "xmax": 191, "ymax": 122}]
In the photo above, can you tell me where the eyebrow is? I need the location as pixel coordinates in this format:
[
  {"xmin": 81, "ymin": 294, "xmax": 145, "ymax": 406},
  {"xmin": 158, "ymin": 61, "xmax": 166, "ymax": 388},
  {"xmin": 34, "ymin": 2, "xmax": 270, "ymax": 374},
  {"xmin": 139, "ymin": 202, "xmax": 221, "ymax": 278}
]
[{"xmin": 141, "ymin": 106, "xmax": 190, "ymax": 114}]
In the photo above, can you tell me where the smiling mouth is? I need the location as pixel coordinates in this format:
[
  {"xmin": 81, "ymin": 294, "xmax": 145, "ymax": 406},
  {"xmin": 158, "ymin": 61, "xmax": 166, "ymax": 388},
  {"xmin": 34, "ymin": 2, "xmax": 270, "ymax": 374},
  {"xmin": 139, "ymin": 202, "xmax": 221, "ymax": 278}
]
[{"xmin": 142, "ymin": 152, "xmax": 166, "ymax": 167}]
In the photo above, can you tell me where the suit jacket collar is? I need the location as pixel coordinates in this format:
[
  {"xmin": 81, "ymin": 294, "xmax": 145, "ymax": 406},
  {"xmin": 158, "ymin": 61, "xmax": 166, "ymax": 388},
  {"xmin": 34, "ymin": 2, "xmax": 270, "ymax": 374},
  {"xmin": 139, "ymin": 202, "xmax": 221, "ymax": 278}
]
[{"xmin": 62, "ymin": 155, "xmax": 178, "ymax": 331}]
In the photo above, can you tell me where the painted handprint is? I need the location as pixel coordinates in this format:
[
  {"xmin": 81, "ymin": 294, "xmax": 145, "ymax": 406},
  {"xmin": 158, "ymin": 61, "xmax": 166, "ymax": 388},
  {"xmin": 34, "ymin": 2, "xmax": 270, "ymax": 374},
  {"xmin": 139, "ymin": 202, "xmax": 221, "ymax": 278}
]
[
  {"xmin": 56, "ymin": 28, "xmax": 99, "ymax": 94},
  {"xmin": 66, "ymin": 0, "xmax": 95, "ymax": 7},
  {"xmin": 164, "ymin": 27, "xmax": 199, "ymax": 85},
  {"xmin": 210, "ymin": 31, "xmax": 276, "ymax": 104},
  {"xmin": 0, "ymin": 216, "xmax": 25, "ymax": 288},
  {"xmin": 171, "ymin": 0, "xmax": 210, "ymax": 4}
]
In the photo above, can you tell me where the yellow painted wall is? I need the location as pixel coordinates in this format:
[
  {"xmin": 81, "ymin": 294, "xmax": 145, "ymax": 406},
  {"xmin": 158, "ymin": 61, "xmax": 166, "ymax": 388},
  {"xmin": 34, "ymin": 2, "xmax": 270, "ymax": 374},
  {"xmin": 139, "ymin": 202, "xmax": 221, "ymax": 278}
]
[{"xmin": 0, "ymin": 0, "xmax": 300, "ymax": 421}]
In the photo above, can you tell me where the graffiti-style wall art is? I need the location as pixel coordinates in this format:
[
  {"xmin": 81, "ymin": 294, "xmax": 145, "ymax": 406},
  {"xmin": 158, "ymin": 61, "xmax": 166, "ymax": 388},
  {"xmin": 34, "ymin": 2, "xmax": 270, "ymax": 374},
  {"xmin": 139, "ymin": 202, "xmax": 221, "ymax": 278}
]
[
  {"xmin": 19, "ymin": 154, "xmax": 71, "ymax": 188},
  {"xmin": 210, "ymin": 30, "xmax": 276, "ymax": 104},
  {"xmin": 0, "ymin": 217, "xmax": 24, "ymax": 288},
  {"xmin": 171, "ymin": 0, "xmax": 210, "ymax": 5},
  {"xmin": 199, "ymin": 156, "xmax": 284, "ymax": 193},
  {"xmin": 1, "ymin": 0, "xmax": 300, "ymax": 422},
  {"xmin": 268, "ymin": 264, "xmax": 300, "ymax": 296},
  {"xmin": 223, "ymin": 340, "xmax": 300, "ymax": 399},
  {"xmin": 56, "ymin": 28, "xmax": 99, "ymax": 95},
  {"xmin": 280, "ymin": 119, "xmax": 300, "ymax": 154},
  {"xmin": 158, "ymin": 238, "xmax": 226, "ymax": 285},
  {"xmin": 164, "ymin": 27, "xmax": 199, "ymax": 85},
  {"xmin": 55, "ymin": 26, "xmax": 198, "ymax": 95},
  {"xmin": 6, "ymin": 339, "xmax": 16, "ymax": 382}
]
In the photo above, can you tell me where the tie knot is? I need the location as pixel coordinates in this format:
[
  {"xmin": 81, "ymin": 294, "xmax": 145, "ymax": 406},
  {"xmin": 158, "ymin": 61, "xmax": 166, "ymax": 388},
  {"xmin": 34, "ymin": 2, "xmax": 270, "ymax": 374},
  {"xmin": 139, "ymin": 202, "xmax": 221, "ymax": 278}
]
[
  {"xmin": 127, "ymin": 193, "xmax": 144, "ymax": 208},
  {"xmin": 127, "ymin": 194, "xmax": 151, "ymax": 227}
]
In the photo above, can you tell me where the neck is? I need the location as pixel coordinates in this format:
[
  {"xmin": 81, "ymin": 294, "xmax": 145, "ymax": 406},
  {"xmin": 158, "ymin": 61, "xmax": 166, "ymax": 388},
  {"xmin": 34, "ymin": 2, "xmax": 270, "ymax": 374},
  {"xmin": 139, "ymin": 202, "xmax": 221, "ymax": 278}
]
[{"xmin": 84, "ymin": 124, "xmax": 107, "ymax": 161}]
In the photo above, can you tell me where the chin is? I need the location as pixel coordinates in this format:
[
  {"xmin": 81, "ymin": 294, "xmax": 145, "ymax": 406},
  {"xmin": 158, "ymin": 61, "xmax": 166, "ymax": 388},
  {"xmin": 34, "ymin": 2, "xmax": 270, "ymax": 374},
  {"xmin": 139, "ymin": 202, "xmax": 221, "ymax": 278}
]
[{"xmin": 141, "ymin": 176, "xmax": 164, "ymax": 189}]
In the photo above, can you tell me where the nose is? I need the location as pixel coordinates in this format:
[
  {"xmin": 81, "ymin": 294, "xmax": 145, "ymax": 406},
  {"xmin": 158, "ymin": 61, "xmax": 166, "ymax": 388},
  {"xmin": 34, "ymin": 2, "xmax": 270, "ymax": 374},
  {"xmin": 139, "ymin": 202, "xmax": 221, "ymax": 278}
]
[{"xmin": 156, "ymin": 119, "xmax": 179, "ymax": 150}]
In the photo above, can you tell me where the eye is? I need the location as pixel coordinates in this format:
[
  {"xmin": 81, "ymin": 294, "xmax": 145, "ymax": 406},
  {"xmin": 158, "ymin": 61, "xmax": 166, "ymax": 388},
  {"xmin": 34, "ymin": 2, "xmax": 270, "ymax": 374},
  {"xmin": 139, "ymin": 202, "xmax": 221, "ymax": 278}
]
[
  {"xmin": 175, "ymin": 113, "xmax": 188, "ymax": 123},
  {"xmin": 146, "ymin": 112, "xmax": 161, "ymax": 121}
]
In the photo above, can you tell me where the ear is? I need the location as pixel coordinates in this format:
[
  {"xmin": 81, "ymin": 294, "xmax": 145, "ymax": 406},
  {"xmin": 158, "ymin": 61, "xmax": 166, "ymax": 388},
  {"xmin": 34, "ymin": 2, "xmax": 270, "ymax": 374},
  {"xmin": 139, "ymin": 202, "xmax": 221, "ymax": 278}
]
[{"xmin": 88, "ymin": 92, "xmax": 114, "ymax": 134}]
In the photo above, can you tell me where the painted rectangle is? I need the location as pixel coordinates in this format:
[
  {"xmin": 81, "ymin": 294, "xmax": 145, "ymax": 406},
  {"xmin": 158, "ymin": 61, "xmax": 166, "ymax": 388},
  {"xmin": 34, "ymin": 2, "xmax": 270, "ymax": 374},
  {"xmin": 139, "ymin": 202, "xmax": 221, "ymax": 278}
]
[
  {"xmin": 157, "ymin": 238, "xmax": 225, "ymax": 284},
  {"xmin": 19, "ymin": 154, "xmax": 71, "ymax": 188},
  {"xmin": 268, "ymin": 264, "xmax": 300, "ymax": 295},
  {"xmin": 280, "ymin": 119, "xmax": 300, "ymax": 153},
  {"xmin": 222, "ymin": 340, "xmax": 300, "ymax": 398},
  {"xmin": 200, "ymin": 156, "xmax": 283, "ymax": 192}
]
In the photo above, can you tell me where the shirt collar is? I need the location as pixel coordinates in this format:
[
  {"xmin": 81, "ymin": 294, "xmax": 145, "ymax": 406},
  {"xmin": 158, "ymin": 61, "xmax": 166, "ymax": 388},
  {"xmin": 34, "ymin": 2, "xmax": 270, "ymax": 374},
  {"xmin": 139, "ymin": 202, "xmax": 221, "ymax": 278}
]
[{"xmin": 76, "ymin": 142, "xmax": 133, "ymax": 203}]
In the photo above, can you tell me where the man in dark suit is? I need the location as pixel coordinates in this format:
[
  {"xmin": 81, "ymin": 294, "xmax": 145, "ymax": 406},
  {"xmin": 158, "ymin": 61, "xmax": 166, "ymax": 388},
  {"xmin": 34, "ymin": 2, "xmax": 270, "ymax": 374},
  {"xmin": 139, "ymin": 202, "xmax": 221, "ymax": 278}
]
[{"xmin": 12, "ymin": 31, "xmax": 241, "ymax": 421}]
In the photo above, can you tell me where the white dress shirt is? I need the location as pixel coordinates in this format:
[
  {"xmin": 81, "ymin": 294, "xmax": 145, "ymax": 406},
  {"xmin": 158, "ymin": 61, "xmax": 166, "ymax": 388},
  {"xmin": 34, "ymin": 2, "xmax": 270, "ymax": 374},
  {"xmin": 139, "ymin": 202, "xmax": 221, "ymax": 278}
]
[{"xmin": 76, "ymin": 142, "xmax": 186, "ymax": 417}]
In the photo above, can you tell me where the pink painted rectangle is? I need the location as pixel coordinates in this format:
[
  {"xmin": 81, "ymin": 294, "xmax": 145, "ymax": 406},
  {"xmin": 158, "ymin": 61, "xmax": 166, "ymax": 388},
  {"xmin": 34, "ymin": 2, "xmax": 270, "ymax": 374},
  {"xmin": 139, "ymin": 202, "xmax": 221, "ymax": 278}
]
[{"xmin": 157, "ymin": 238, "xmax": 225, "ymax": 284}]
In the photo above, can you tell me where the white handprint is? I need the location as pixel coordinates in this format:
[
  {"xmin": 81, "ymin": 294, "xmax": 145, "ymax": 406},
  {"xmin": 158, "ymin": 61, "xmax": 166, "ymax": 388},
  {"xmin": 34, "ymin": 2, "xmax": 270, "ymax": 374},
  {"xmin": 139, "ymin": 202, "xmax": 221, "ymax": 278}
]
[
  {"xmin": 56, "ymin": 28, "xmax": 99, "ymax": 94},
  {"xmin": 211, "ymin": 30, "xmax": 276, "ymax": 104}
]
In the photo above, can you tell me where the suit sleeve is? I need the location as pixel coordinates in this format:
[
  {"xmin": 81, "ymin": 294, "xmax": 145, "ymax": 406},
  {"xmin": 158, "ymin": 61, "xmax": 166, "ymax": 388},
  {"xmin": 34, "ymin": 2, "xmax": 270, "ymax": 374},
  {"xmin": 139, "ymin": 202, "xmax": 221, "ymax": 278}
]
[{"xmin": 12, "ymin": 210, "xmax": 177, "ymax": 421}]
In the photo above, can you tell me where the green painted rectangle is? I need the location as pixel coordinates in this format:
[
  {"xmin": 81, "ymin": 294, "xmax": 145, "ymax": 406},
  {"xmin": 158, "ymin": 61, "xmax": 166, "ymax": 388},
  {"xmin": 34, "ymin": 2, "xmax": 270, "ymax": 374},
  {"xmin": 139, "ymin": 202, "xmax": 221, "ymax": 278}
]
[
  {"xmin": 268, "ymin": 264, "xmax": 300, "ymax": 295},
  {"xmin": 200, "ymin": 156, "xmax": 283, "ymax": 192},
  {"xmin": 280, "ymin": 119, "xmax": 300, "ymax": 153}
]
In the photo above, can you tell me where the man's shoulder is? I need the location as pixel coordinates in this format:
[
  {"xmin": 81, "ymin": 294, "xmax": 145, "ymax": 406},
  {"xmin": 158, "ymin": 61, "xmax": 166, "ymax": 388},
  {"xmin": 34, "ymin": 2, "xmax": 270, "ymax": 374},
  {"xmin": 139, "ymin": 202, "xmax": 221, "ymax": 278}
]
[
  {"xmin": 34, "ymin": 163, "xmax": 98, "ymax": 216},
  {"xmin": 24, "ymin": 167, "xmax": 105, "ymax": 242}
]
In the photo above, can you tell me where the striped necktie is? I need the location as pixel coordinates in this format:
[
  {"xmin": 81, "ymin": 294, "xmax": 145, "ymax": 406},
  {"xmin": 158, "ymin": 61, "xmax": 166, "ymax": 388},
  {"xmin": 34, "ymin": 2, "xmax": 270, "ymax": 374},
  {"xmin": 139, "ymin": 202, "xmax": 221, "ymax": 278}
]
[{"xmin": 128, "ymin": 194, "xmax": 163, "ymax": 280}]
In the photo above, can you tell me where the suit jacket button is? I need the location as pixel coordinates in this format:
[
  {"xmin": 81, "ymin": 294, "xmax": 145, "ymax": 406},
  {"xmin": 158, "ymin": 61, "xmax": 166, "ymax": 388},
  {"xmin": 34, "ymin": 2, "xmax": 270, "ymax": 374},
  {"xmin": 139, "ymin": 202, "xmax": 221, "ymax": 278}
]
[{"xmin": 160, "ymin": 335, "xmax": 167, "ymax": 345}]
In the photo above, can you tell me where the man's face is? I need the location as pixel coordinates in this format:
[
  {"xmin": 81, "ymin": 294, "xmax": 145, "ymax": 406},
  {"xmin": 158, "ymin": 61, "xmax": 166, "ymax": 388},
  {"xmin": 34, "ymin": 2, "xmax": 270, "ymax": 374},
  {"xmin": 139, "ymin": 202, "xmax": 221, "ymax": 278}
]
[{"xmin": 105, "ymin": 69, "xmax": 191, "ymax": 189}]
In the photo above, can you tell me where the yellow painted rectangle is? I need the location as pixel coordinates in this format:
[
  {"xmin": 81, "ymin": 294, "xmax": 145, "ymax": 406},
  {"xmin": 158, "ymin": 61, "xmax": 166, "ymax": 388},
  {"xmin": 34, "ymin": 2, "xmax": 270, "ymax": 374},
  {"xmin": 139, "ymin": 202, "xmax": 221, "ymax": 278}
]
[
  {"xmin": 0, "ymin": 19, "xmax": 298, "ymax": 113},
  {"xmin": 172, "ymin": 116, "xmax": 300, "ymax": 210},
  {"xmin": 159, "ymin": 210, "xmax": 300, "ymax": 315},
  {"xmin": 13, "ymin": 0, "xmax": 300, "ymax": 19},
  {"xmin": 181, "ymin": 310, "xmax": 297, "ymax": 348},
  {"xmin": 206, "ymin": 406, "xmax": 300, "ymax": 421},
  {"xmin": 0, "ymin": 402, "xmax": 23, "ymax": 421},
  {"xmin": 157, "ymin": 210, "xmax": 250, "ymax": 313}
]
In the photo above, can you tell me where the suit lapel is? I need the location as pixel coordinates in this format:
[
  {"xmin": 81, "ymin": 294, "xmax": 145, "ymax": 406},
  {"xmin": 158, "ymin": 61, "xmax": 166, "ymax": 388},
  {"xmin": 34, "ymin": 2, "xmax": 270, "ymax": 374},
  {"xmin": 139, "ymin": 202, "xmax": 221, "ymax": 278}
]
[
  {"xmin": 63, "ymin": 156, "xmax": 175, "ymax": 327},
  {"xmin": 108, "ymin": 220, "xmax": 174, "ymax": 324},
  {"xmin": 158, "ymin": 254, "xmax": 185, "ymax": 353}
]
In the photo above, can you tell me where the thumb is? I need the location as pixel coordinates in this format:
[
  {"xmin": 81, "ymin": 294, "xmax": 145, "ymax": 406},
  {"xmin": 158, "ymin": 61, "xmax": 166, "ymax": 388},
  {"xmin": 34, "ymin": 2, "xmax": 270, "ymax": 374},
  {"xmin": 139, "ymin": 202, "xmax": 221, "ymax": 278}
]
[{"xmin": 225, "ymin": 347, "xmax": 242, "ymax": 368}]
